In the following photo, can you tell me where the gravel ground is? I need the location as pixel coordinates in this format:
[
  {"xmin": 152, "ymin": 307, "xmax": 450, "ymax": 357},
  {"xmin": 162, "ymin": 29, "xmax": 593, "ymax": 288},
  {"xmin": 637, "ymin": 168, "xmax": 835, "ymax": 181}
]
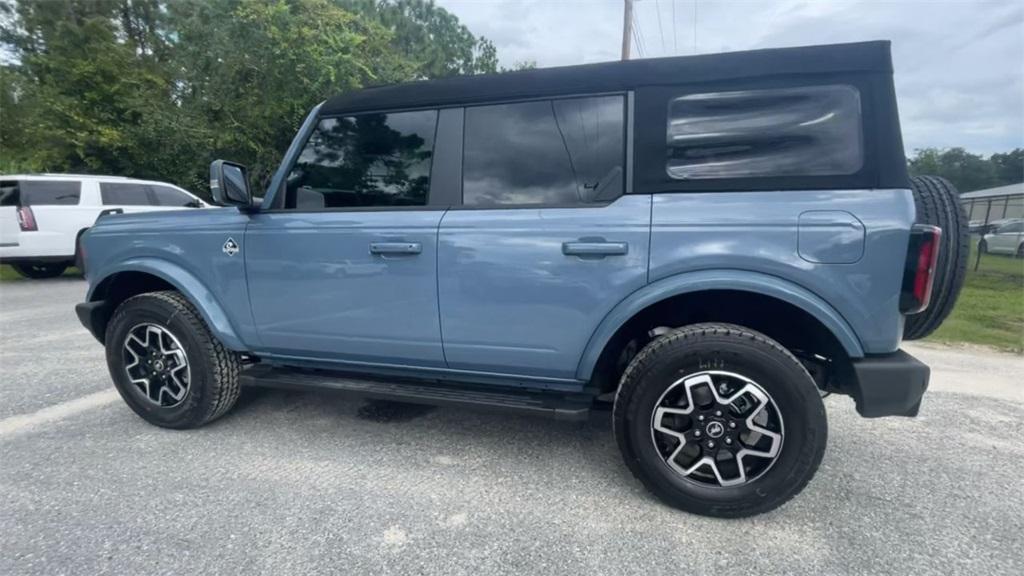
[{"xmin": 1, "ymin": 278, "xmax": 1022, "ymax": 576}]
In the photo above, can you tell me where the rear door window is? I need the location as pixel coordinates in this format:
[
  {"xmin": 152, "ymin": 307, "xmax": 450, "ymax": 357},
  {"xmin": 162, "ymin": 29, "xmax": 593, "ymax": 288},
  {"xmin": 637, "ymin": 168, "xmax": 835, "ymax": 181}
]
[
  {"xmin": 151, "ymin": 185, "xmax": 196, "ymax": 207},
  {"xmin": 462, "ymin": 95, "xmax": 625, "ymax": 207},
  {"xmin": 100, "ymin": 182, "xmax": 156, "ymax": 206},
  {"xmin": 17, "ymin": 180, "xmax": 81, "ymax": 205}
]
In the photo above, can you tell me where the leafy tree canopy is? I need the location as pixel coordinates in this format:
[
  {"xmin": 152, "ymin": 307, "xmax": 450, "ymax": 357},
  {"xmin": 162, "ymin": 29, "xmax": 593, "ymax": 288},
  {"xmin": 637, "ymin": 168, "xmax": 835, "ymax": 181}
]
[
  {"xmin": 908, "ymin": 147, "xmax": 1023, "ymax": 193},
  {"xmin": 0, "ymin": 0, "xmax": 504, "ymax": 195}
]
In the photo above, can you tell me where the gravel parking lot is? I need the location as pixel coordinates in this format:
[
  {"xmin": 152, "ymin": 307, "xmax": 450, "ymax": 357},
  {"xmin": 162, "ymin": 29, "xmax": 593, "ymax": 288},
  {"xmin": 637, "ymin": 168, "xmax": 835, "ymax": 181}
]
[{"xmin": 2, "ymin": 278, "xmax": 1022, "ymax": 576}]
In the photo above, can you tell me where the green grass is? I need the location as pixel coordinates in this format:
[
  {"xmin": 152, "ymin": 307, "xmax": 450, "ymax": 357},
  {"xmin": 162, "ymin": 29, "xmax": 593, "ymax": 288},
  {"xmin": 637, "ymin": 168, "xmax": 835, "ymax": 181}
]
[{"xmin": 925, "ymin": 240, "xmax": 1024, "ymax": 353}]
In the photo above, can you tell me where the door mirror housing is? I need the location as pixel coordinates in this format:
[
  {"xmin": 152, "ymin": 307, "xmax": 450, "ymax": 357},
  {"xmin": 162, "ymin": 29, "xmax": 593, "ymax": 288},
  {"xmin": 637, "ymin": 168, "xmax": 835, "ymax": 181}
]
[{"xmin": 210, "ymin": 160, "xmax": 252, "ymax": 208}]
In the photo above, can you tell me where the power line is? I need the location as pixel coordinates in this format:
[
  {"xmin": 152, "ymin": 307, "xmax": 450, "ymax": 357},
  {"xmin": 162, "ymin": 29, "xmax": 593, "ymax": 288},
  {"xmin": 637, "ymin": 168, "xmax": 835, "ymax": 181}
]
[
  {"xmin": 672, "ymin": 0, "xmax": 678, "ymax": 54},
  {"xmin": 634, "ymin": 7, "xmax": 649, "ymax": 57},
  {"xmin": 621, "ymin": 0, "xmax": 633, "ymax": 60},
  {"xmin": 655, "ymin": 0, "xmax": 667, "ymax": 55},
  {"xmin": 693, "ymin": 0, "xmax": 698, "ymax": 54},
  {"xmin": 632, "ymin": 22, "xmax": 644, "ymax": 57}
]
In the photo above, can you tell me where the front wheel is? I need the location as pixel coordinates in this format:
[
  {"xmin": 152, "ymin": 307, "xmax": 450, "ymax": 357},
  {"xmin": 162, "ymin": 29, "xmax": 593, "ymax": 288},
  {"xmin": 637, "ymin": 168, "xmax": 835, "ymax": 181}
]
[
  {"xmin": 613, "ymin": 323, "xmax": 827, "ymax": 518},
  {"xmin": 104, "ymin": 291, "xmax": 241, "ymax": 429},
  {"xmin": 11, "ymin": 261, "xmax": 68, "ymax": 279},
  {"xmin": 978, "ymin": 240, "xmax": 988, "ymax": 255}
]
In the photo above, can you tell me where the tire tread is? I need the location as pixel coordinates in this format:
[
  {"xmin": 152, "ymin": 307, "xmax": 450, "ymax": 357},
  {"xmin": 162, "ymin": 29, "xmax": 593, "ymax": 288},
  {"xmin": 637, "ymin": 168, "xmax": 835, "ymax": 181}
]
[
  {"xmin": 613, "ymin": 322, "xmax": 826, "ymax": 518},
  {"xmin": 107, "ymin": 290, "xmax": 241, "ymax": 427}
]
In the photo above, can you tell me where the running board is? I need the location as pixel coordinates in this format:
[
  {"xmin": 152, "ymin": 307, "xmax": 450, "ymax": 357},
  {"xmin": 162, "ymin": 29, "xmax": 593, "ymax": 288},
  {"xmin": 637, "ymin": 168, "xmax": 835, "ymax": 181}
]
[{"xmin": 240, "ymin": 365, "xmax": 594, "ymax": 421}]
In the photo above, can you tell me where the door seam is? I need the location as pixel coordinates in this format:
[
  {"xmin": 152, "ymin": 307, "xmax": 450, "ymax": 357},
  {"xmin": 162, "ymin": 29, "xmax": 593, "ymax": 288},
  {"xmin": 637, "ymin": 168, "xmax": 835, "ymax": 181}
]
[{"xmin": 436, "ymin": 207, "xmax": 451, "ymax": 368}]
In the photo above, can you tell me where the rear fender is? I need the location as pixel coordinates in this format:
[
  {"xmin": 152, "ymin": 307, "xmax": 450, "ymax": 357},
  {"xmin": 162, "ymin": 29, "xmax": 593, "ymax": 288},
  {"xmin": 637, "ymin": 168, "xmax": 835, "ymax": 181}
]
[
  {"xmin": 576, "ymin": 269, "xmax": 865, "ymax": 381},
  {"xmin": 88, "ymin": 258, "xmax": 246, "ymax": 351}
]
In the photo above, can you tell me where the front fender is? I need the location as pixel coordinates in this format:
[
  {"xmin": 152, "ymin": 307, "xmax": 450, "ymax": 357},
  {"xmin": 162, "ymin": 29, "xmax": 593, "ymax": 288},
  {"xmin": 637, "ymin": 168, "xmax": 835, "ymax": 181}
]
[
  {"xmin": 575, "ymin": 269, "xmax": 865, "ymax": 381},
  {"xmin": 88, "ymin": 258, "xmax": 246, "ymax": 351}
]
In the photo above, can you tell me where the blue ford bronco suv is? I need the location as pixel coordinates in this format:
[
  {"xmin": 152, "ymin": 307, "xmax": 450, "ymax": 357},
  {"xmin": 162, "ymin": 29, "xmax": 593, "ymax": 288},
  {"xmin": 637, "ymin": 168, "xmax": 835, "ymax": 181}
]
[{"xmin": 76, "ymin": 41, "xmax": 967, "ymax": 517}]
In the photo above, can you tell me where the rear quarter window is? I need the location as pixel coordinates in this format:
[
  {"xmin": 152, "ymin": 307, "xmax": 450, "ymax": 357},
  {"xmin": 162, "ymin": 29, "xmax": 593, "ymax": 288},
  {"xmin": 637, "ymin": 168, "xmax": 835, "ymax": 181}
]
[
  {"xmin": 16, "ymin": 180, "xmax": 82, "ymax": 205},
  {"xmin": 151, "ymin": 185, "xmax": 196, "ymax": 207},
  {"xmin": 666, "ymin": 85, "xmax": 863, "ymax": 180},
  {"xmin": 100, "ymin": 182, "xmax": 155, "ymax": 206}
]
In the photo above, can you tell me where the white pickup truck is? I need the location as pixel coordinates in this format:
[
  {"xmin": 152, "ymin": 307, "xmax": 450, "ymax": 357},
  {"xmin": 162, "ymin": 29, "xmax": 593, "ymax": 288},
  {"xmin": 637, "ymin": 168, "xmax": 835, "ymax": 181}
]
[{"xmin": 0, "ymin": 174, "xmax": 207, "ymax": 278}]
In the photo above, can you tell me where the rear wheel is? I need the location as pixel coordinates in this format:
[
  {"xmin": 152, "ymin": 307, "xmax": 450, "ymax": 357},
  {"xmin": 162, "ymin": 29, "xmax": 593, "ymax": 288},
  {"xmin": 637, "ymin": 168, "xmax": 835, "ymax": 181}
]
[
  {"xmin": 903, "ymin": 175, "xmax": 968, "ymax": 340},
  {"xmin": 105, "ymin": 291, "xmax": 241, "ymax": 429},
  {"xmin": 613, "ymin": 323, "xmax": 826, "ymax": 518},
  {"xmin": 11, "ymin": 261, "xmax": 68, "ymax": 279}
]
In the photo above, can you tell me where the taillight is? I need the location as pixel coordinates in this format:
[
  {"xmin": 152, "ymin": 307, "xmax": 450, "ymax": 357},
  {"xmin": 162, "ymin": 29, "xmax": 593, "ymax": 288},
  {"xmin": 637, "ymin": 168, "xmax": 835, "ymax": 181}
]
[
  {"xmin": 16, "ymin": 206, "xmax": 37, "ymax": 231},
  {"xmin": 900, "ymin": 224, "xmax": 942, "ymax": 314}
]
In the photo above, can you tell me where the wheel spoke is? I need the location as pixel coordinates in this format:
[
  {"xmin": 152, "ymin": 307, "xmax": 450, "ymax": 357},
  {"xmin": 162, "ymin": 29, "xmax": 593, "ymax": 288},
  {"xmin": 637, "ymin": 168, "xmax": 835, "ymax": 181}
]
[
  {"xmin": 650, "ymin": 370, "xmax": 785, "ymax": 488},
  {"xmin": 122, "ymin": 323, "xmax": 191, "ymax": 408}
]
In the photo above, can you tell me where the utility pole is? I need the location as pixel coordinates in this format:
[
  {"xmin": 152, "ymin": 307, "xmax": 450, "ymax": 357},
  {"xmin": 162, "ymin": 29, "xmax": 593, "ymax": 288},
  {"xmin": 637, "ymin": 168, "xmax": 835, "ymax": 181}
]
[{"xmin": 621, "ymin": 0, "xmax": 633, "ymax": 60}]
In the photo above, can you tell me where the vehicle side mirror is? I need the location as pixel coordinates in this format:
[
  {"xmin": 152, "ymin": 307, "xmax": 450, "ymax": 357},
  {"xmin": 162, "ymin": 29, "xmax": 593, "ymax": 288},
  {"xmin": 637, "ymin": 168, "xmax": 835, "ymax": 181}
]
[{"xmin": 210, "ymin": 160, "xmax": 252, "ymax": 208}]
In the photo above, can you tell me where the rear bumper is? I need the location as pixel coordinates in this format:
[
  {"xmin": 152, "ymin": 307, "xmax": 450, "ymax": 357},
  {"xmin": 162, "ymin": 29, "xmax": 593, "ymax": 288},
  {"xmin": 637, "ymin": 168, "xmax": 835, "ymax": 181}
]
[
  {"xmin": 0, "ymin": 230, "xmax": 74, "ymax": 259},
  {"xmin": 849, "ymin": 349, "xmax": 930, "ymax": 417},
  {"xmin": 75, "ymin": 300, "xmax": 111, "ymax": 344}
]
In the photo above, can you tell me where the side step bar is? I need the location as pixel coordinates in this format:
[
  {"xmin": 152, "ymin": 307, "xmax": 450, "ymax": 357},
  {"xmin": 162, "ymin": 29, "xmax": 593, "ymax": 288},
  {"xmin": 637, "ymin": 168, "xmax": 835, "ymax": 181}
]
[{"xmin": 240, "ymin": 365, "xmax": 595, "ymax": 421}]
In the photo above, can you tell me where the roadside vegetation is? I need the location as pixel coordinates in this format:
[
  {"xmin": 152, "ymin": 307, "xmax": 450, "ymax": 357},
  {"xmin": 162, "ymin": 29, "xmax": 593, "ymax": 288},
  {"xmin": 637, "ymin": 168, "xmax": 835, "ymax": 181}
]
[
  {"xmin": 925, "ymin": 241, "xmax": 1024, "ymax": 353},
  {"xmin": 0, "ymin": 0, "xmax": 527, "ymax": 197}
]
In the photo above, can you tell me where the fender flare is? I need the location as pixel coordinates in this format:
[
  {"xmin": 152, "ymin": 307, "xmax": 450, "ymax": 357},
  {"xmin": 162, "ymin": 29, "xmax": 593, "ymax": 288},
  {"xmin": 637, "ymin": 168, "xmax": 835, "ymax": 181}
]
[
  {"xmin": 88, "ymin": 257, "xmax": 246, "ymax": 351},
  {"xmin": 575, "ymin": 269, "xmax": 865, "ymax": 381}
]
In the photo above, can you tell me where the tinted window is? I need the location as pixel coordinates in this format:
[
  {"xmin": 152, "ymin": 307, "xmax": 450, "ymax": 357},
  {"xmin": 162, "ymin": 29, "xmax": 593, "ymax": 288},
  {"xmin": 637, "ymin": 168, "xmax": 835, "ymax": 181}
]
[
  {"xmin": 283, "ymin": 110, "xmax": 438, "ymax": 209},
  {"xmin": 997, "ymin": 222, "xmax": 1023, "ymax": 233},
  {"xmin": 0, "ymin": 181, "xmax": 17, "ymax": 206},
  {"xmin": 19, "ymin": 180, "xmax": 81, "ymax": 205},
  {"xmin": 100, "ymin": 183, "xmax": 155, "ymax": 206},
  {"xmin": 151, "ymin": 185, "xmax": 195, "ymax": 207},
  {"xmin": 666, "ymin": 85, "xmax": 863, "ymax": 180},
  {"xmin": 463, "ymin": 95, "xmax": 625, "ymax": 207}
]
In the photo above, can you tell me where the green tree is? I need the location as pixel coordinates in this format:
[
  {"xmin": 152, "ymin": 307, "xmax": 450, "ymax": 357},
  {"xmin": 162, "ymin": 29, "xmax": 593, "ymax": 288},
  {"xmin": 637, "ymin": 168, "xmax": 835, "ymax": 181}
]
[
  {"xmin": 340, "ymin": 0, "xmax": 498, "ymax": 77},
  {"xmin": 1, "ymin": 0, "xmax": 171, "ymax": 176},
  {"xmin": 989, "ymin": 148, "xmax": 1024, "ymax": 188},
  {"xmin": 908, "ymin": 147, "xmax": 1023, "ymax": 193},
  {"xmin": 1, "ymin": 0, "xmax": 505, "ymax": 197},
  {"xmin": 908, "ymin": 147, "xmax": 996, "ymax": 192},
  {"xmin": 162, "ymin": 0, "xmax": 412, "ymax": 191}
]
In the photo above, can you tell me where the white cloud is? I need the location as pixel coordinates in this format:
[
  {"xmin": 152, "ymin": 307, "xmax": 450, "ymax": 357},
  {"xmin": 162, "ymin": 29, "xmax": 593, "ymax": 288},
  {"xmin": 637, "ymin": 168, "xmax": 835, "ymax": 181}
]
[{"xmin": 438, "ymin": 0, "xmax": 1024, "ymax": 155}]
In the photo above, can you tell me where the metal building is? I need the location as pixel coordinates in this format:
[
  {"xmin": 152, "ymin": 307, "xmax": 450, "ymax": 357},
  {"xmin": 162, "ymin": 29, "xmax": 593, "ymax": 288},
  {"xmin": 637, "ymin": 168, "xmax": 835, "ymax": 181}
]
[{"xmin": 961, "ymin": 182, "xmax": 1024, "ymax": 232}]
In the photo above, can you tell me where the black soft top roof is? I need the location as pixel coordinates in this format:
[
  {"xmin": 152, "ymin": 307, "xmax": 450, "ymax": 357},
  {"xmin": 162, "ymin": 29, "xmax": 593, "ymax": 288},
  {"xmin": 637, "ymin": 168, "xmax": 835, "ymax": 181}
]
[{"xmin": 322, "ymin": 41, "xmax": 894, "ymax": 115}]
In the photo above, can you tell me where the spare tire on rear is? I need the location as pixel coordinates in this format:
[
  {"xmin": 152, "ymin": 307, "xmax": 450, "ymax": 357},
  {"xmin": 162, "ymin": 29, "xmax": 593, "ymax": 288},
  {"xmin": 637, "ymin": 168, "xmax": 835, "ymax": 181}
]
[{"xmin": 902, "ymin": 175, "xmax": 968, "ymax": 340}]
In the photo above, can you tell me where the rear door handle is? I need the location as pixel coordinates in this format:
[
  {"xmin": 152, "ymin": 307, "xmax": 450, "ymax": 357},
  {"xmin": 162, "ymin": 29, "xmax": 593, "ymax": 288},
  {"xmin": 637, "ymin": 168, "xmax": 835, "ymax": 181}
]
[
  {"xmin": 369, "ymin": 242, "xmax": 422, "ymax": 255},
  {"xmin": 562, "ymin": 241, "xmax": 629, "ymax": 257}
]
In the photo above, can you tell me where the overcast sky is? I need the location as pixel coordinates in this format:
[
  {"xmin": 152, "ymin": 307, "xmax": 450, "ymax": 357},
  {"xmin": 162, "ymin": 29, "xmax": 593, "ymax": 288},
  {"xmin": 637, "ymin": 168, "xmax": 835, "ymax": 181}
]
[{"xmin": 436, "ymin": 0, "xmax": 1024, "ymax": 156}]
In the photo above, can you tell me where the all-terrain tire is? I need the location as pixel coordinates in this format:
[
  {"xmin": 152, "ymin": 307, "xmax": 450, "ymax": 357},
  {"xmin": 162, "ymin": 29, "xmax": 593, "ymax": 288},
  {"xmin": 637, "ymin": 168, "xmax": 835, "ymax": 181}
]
[
  {"xmin": 903, "ymin": 175, "xmax": 968, "ymax": 340},
  {"xmin": 105, "ymin": 291, "xmax": 242, "ymax": 429},
  {"xmin": 613, "ymin": 323, "xmax": 827, "ymax": 518},
  {"xmin": 11, "ymin": 262, "xmax": 68, "ymax": 279}
]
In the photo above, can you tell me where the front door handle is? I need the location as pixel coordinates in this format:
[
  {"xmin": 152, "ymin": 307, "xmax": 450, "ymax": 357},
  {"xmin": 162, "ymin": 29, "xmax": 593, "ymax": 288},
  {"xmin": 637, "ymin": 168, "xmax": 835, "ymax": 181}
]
[
  {"xmin": 369, "ymin": 242, "xmax": 422, "ymax": 255},
  {"xmin": 562, "ymin": 241, "xmax": 629, "ymax": 257}
]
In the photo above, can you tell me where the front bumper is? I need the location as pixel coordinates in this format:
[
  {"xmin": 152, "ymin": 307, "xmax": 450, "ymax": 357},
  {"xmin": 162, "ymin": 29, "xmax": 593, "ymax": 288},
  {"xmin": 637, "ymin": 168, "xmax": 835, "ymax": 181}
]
[{"xmin": 848, "ymin": 350, "xmax": 930, "ymax": 417}]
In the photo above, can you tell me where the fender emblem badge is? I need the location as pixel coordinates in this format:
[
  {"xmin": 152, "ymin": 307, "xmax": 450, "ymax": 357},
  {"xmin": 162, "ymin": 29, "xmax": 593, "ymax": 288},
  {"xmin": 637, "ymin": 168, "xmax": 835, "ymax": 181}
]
[{"xmin": 222, "ymin": 238, "xmax": 239, "ymax": 256}]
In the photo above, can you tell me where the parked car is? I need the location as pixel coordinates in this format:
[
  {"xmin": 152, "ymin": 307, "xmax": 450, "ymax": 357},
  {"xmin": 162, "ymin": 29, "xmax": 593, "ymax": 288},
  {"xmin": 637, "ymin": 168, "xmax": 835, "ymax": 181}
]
[
  {"xmin": 75, "ymin": 41, "xmax": 967, "ymax": 518},
  {"xmin": 979, "ymin": 219, "xmax": 1024, "ymax": 257},
  {"xmin": 0, "ymin": 174, "xmax": 207, "ymax": 278}
]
